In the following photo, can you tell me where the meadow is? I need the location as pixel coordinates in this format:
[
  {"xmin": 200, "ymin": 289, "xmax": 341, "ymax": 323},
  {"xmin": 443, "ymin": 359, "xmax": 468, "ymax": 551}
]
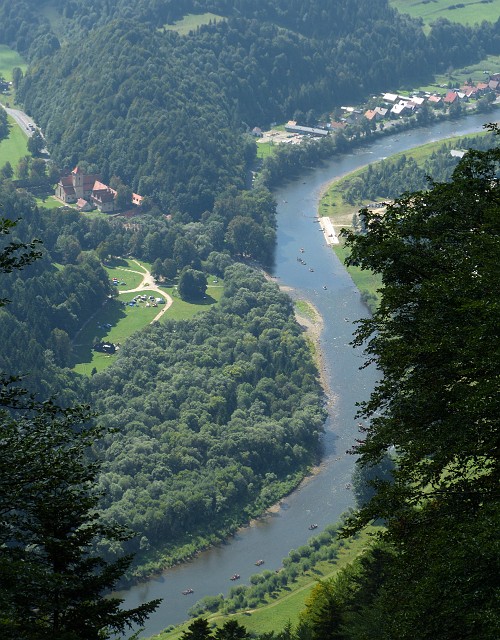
[
  {"xmin": 0, "ymin": 44, "xmax": 26, "ymax": 80},
  {"xmin": 0, "ymin": 115, "xmax": 28, "ymax": 169},
  {"xmin": 390, "ymin": 0, "xmax": 500, "ymax": 30},
  {"xmin": 162, "ymin": 13, "xmax": 226, "ymax": 35},
  {"xmin": 72, "ymin": 258, "xmax": 223, "ymax": 375}
]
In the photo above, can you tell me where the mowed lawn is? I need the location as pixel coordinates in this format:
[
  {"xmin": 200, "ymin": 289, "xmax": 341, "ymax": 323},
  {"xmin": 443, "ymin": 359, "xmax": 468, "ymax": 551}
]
[
  {"xmin": 0, "ymin": 115, "xmax": 28, "ymax": 169},
  {"xmin": 0, "ymin": 44, "xmax": 26, "ymax": 80},
  {"xmin": 72, "ymin": 259, "xmax": 224, "ymax": 375},
  {"xmin": 390, "ymin": 0, "xmax": 500, "ymax": 29}
]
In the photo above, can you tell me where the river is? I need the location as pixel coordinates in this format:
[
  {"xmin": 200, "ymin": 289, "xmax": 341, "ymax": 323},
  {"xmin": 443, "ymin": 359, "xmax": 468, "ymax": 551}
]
[{"xmin": 119, "ymin": 112, "xmax": 493, "ymax": 637}]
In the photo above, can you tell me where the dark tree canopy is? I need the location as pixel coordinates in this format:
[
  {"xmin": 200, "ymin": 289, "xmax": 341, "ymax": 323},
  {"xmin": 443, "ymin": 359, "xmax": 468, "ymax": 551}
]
[
  {"xmin": 340, "ymin": 127, "xmax": 500, "ymax": 638},
  {"xmin": 0, "ymin": 221, "xmax": 160, "ymax": 639}
]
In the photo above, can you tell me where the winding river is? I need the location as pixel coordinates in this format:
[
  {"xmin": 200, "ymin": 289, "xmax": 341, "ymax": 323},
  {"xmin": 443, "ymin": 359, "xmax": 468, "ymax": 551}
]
[{"xmin": 119, "ymin": 113, "xmax": 493, "ymax": 637}]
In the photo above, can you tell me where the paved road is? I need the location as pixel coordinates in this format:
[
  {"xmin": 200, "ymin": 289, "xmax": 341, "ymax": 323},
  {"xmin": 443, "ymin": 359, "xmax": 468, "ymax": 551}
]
[
  {"xmin": 1, "ymin": 103, "xmax": 49, "ymax": 155},
  {"xmin": 1, "ymin": 104, "xmax": 37, "ymax": 137}
]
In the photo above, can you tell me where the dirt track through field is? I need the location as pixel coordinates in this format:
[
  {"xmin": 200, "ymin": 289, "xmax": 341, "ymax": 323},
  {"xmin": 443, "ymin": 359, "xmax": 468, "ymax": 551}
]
[{"xmin": 117, "ymin": 260, "xmax": 173, "ymax": 322}]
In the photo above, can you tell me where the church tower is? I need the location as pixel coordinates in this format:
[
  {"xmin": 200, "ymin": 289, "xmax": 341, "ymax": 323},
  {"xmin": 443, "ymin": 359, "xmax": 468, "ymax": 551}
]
[{"xmin": 72, "ymin": 166, "xmax": 84, "ymax": 199}]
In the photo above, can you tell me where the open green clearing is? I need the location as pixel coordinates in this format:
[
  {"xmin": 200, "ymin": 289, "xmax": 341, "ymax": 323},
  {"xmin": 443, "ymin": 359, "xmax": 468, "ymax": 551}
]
[
  {"xmin": 72, "ymin": 258, "xmax": 224, "ymax": 375},
  {"xmin": 390, "ymin": 0, "xmax": 500, "ymax": 30},
  {"xmin": 0, "ymin": 115, "xmax": 28, "ymax": 169},
  {"xmin": 153, "ymin": 526, "xmax": 381, "ymax": 640},
  {"xmin": 35, "ymin": 195, "xmax": 63, "ymax": 210},
  {"xmin": 415, "ymin": 54, "xmax": 500, "ymax": 94},
  {"xmin": 0, "ymin": 44, "xmax": 26, "ymax": 80},
  {"xmin": 162, "ymin": 13, "xmax": 226, "ymax": 35},
  {"xmin": 256, "ymin": 139, "xmax": 278, "ymax": 159}
]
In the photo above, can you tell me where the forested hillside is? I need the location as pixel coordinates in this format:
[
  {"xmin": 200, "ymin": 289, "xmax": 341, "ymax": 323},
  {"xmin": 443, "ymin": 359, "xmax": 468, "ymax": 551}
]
[{"xmin": 8, "ymin": 0, "xmax": 498, "ymax": 215}]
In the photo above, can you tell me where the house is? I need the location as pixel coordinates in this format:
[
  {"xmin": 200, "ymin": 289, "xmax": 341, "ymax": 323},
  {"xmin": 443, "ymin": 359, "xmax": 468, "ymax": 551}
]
[
  {"xmin": 364, "ymin": 109, "xmax": 380, "ymax": 122},
  {"xmin": 390, "ymin": 102, "xmax": 409, "ymax": 116},
  {"xmin": 251, "ymin": 127, "xmax": 263, "ymax": 137},
  {"xmin": 330, "ymin": 120, "xmax": 348, "ymax": 130},
  {"xmin": 374, "ymin": 106, "xmax": 388, "ymax": 118},
  {"xmin": 409, "ymin": 96, "xmax": 425, "ymax": 107},
  {"xmin": 427, "ymin": 95, "xmax": 442, "ymax": 105},
  {"xmin": 132, "ymin": 193, "xmax": 144, "ymax": 206},
  {"xmin": 76, "ymin": 198, "xmax": 92, "ymax": 212},
  {"xmin": 382, "ymin": 93, "xmax": 399, "ymax": 104},
  {"xmin": 443, "ymin": 91, "xmax": 458, "ymax": 104}
]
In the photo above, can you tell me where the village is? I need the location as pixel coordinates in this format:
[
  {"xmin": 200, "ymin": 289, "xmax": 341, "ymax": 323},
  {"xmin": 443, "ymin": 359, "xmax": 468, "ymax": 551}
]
[{"xmin": 253, "ymin": 74, "xmax": 500, "ymax": 146}]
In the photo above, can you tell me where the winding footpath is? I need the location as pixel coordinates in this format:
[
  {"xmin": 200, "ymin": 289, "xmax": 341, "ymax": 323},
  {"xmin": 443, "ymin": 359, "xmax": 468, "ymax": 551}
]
[{"xmin": 116, "ymin": 259, "xmax": 173, "ymax": 323}]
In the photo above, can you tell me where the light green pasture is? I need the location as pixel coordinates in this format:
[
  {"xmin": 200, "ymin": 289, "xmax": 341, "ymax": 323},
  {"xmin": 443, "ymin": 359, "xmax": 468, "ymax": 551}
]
[
  {"xmin": 0, "ymin": 44, "xmax": 26, "ymax": 80},
  {"xmin": 162, "ymin": 13, "xmax": 226, "ymax": 35},
  {"xmin": 72, "ymin": 259, "xmax": 223, "ymax": 375},
  {"xmin": 390, "ymin": 0, "xmax": 500, "ymax": 29},
  {"xmin": 0, "ymin": 115, "xmax": 28, "ymax": 169}
]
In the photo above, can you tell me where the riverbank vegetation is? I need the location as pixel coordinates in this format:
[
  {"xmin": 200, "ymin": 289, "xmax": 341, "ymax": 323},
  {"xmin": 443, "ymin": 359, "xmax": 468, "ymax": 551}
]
[
  {"xmin": 154, "ymin": 521, "xmax": 383, "ymax": 639},
  {"xmin": 319, "ymin": 129, "xmax": 496, "ymax": 311}
]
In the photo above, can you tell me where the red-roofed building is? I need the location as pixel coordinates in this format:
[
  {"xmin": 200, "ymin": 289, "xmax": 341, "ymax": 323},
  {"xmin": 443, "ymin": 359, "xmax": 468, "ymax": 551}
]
[
  {"xmin": 91, "ymin": 181, "xmax": 117, "ymax": 213},
  {"xmin": 55, "ymin": 166, "xmax": 100, "ymax": 203},
  {"xmin": 55, "ymin": 167, "xmax": 142, "ymax": 213},
  {"xmin": 443, "ymin": 91, "xmax": 458, "ymax": 104}
]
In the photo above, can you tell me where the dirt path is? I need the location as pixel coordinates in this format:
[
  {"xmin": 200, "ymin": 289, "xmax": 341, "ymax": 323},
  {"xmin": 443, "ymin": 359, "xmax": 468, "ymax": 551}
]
[{"xmin": 116, "ymin": 260, "xmax": 173, "ymax": 323}]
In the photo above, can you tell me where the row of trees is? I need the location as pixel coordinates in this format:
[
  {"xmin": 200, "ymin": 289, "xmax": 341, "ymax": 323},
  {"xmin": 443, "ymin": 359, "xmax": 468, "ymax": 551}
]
[{"xmin": 341, "ymin": 131, "xmax": 497, "ymax": 206}]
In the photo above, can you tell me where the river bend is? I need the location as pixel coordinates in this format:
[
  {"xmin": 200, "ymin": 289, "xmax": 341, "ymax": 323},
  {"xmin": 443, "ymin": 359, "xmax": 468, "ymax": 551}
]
[{"xmin": 120, "ymin": 113, "xmax": 492, "ymax": 637}]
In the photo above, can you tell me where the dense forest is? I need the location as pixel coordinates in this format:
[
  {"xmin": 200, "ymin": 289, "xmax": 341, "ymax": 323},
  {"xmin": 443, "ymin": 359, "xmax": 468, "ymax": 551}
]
[{"xmin": 91, "ymin": 264, "xmax": 326, "ymax": 575}]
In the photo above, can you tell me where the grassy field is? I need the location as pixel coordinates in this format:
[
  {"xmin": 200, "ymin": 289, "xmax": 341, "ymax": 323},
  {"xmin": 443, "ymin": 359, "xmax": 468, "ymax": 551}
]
[
  {"xmin": 256, "ymin": 139, "xmax": 278, "ymax": 159},
  {"xmin": 35, "ymin": 195, "xmax": 64, "ymax": 210},
  {"xmin": 390, "ymin": 0, "xmax": 500, "ymax": 29},
  {"xmin": 0, "ymin": 115, "xmax": 28, "ymax": 169},
  {"xmin": 72, "ymin": 259, "xmax": 224, "ymax": 375},
  {"xmin": 162, "ymin": 13, "xmax": 226, "ymax": 35},
  {"xmin": 0, "ymin": 44, "xmax": 26, "ymax": 80},
  {"xmin": 152, "ymin": 525, "xmax": 381, "ymax": 640}
]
